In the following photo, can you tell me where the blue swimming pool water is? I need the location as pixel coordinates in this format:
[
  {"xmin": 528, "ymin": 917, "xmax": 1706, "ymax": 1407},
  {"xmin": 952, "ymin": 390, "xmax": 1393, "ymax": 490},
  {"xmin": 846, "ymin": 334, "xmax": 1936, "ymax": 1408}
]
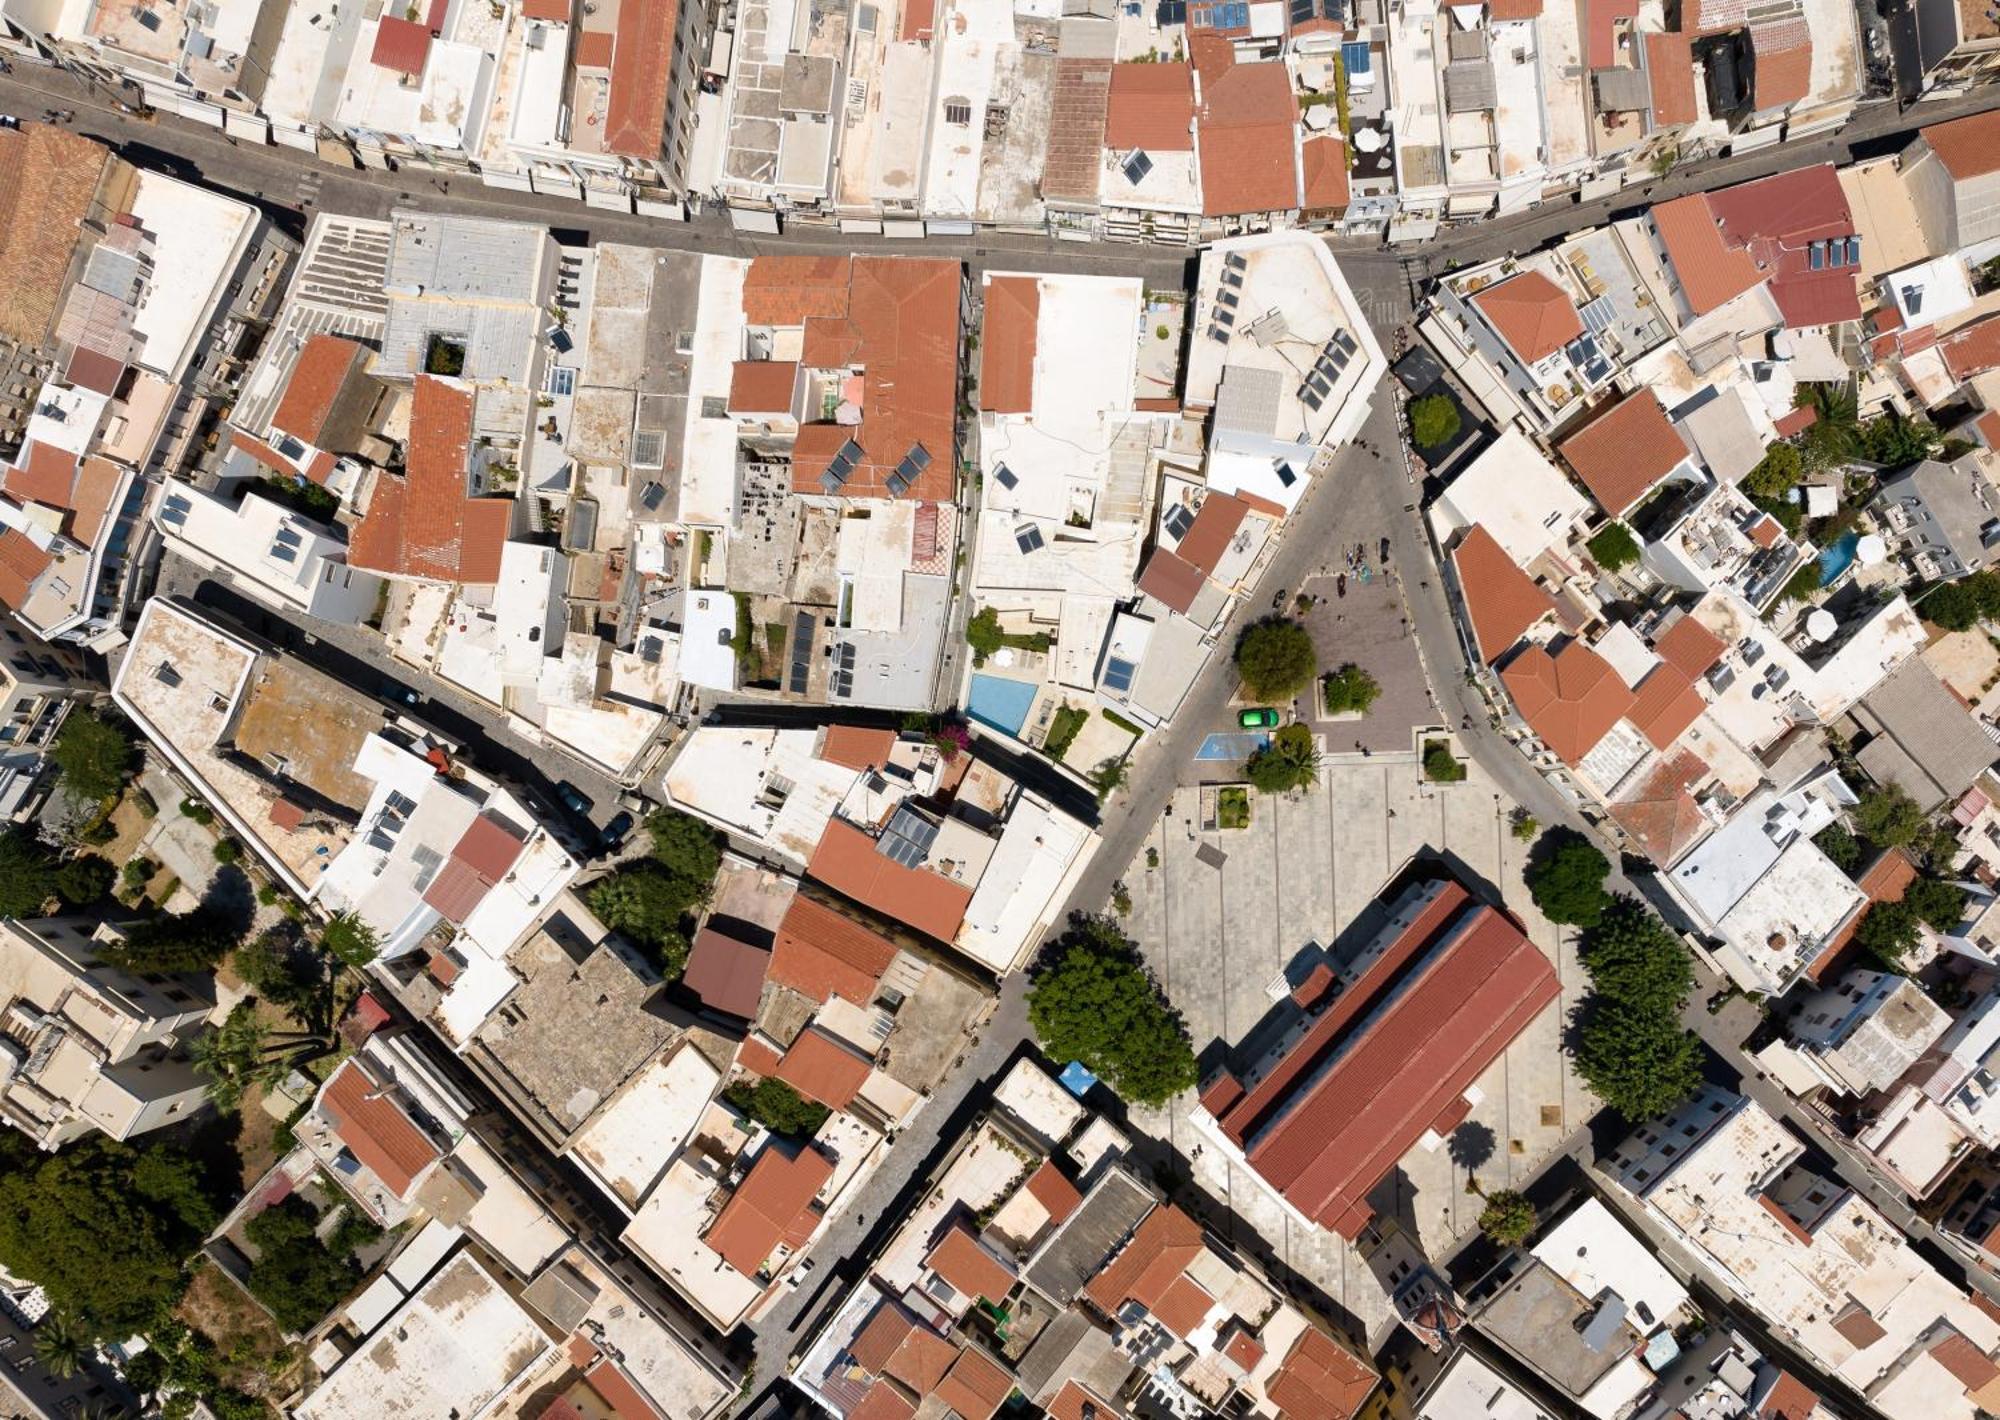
[
  {"xmin": 967, "ymin": 674, "xmax": 1038, "ymax": 736},
  {"xmin": 1818, "ymin": 530, "xmax": 1860, "ymax": 587}
]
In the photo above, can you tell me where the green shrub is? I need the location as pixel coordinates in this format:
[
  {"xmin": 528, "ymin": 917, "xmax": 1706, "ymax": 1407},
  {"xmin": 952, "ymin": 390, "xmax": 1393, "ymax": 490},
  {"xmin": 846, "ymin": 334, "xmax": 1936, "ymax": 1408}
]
[
  {"xmin": 180, "ymin": 798, "xmax": 214, "ymax": 827},
  {"xmin": 212, "ymin": 838, "xmax": 242, "ymax": 866},
  {"xmin": 1422, "ymin": 740, "xmax": 1466, "ymax": 783},
  {"xmin": 1527, "ymin": 832, "xmax": 1612, "ymax": 927},
  {"xmin": 723, "ymin": 1078, "xmax": 829, "ymax": 1137},
  {"xmin": 1235, "ymin": 618, "xmax": 1317, "ymax": 702},
  {"xmin": 1320, "ymin": 664, "xmax": 1381, "ymax": 716},
  {"xmin": 1409, "ymin": 394, "xmax": 1461, "ymax": 450},
  {"xmin": 1585, "ymin": 522, "xmax": 1640, "ymax": 572}
]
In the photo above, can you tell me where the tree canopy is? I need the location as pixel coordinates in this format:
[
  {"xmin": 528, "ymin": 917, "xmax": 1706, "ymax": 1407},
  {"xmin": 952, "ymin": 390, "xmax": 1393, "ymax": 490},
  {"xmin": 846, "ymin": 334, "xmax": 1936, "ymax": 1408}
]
[
  {"xmin": 1742, "ymin": 442, "xmax": 1804, "ymax": 501},
  {"xmin": 1921, "ymin": 571, "xmax": 2000, "ymax": 633},
  {"xmin": 102, "ymin": 909, "xmax": 239, "ymax": 977},
  {"xmin": 320, "ymin": 912, "xmax": 379, "ymax": 970},
  {"xmin": 1234, "ymin": 619, "xmax": 1318, "ymax": 703},
  {"xmin": 1320, "ymin": 664, "xmax": 1381, "ymax": 716},
  {"xmin": 1527, "ymin": 832, "xmax": 1611, "ymax": 928},
  {"xmin": 1572, "ymin": 898, "xmax": 1703, "ymax": 1121},
  {"xmin": 1854, "ymin": 783, "xmax": 1928, "ymax": 849},
  {"xmin": 1585, "ymin": 522, "xmax": 1640, "ymax": 573},
  {"xmin": 0, "ymin": 831, "xmax": 115, "ymax": 918},
  {"xmin": 583, "ymin": 811, "xmax": 721, "ymax": 977},
  {"xmin": 1812, "ymin": 822, "xmax": 1861, "ymax": 874},
  {"xmin": 1244, "ymin": 724, "xmax": 1320, "ymax": 795},
  {"xmin": 1409, "ymin": 394, "xmax": 1461, "ymax": 450},
  {"xmin": 0, "ymin": 1137, "xmax": 218, "ymax": 1336},
  {"xmin": 723, "ymin": 1078, "xmax": 829, "ymax": 1137},
  {"xmin": 1477, "ymin": 1190, "xmax": 1537, "ymax": 1247},
  {"xmin": 50, "ymin": 712, "xmax": 136, "ymax": 803},
  {"xmin": 1028, "ymin": 916, "xmax": 1197, "ymax": 1107},
  {"xmin": 191, "ymin": 1003, "xmax": 280, "ymax": 1113},
  {"xmin": 648, "ymin": 808, "xmax": 723, "ymax": 888},
  {"xmin": 243, "ymin": 1197, "xmax": 371, "ymax": 1334}
]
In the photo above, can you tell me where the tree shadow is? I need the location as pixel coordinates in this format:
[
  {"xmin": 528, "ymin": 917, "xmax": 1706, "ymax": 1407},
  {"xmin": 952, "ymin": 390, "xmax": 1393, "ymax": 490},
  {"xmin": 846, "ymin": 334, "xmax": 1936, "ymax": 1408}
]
[
  {"xmin": 199, "ymin": 864, "xmax": 257, "ymax": 943},
  {"xmin": 1446, "ymin": 1121, "xmax": 1497, "ymax": 1177}
]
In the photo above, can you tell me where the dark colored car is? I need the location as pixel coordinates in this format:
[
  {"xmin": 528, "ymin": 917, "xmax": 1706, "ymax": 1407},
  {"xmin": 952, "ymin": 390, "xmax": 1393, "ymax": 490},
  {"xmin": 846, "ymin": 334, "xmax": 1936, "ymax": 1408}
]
[
  {"xmin": 554, "ymin": 781, "xmax": 593, "ymax": 818},
  {"xmin": 597, "ymin": 810, "xmax": 634, "ymax": 855}
]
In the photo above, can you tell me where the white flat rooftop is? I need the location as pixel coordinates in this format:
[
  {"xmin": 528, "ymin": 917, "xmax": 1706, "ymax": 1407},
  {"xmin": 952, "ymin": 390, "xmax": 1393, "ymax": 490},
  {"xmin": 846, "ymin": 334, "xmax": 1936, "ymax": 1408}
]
[{"xmin": 128, "ymin": 172, "xmax": 255, "ymax": 382}]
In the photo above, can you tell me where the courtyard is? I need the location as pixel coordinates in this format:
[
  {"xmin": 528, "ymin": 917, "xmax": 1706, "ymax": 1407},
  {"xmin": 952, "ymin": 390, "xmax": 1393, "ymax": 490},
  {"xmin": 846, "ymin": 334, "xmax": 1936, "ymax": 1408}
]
[{"xmin": 1117, "ymin": 749, "xmax": 1595, "ymax": 1345}]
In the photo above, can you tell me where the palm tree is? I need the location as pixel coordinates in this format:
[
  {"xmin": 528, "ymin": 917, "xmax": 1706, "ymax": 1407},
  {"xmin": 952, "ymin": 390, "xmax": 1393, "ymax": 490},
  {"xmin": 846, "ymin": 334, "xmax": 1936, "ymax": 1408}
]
[
  {"xmin": 34, "ymin": 1310, "xmax": 90, "ymax": 1380},
  {"xmin": 1799, "ymin": 380, "xmax": 1861, "ymax": 469},
  {"xmin": 1093, "ymin": 755, "xmax": 1131, "ymax": 803},
  {"xmin": 190, "ymin": 1003, "xmax": 296, "ymax": 1111}
]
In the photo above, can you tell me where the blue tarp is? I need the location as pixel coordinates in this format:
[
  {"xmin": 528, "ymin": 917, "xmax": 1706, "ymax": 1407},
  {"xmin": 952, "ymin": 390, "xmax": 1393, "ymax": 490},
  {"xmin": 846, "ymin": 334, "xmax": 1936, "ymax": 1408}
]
[{"xmin": 1059, "ymin": 1061, "xmax": 1099, "ymax": 1097}]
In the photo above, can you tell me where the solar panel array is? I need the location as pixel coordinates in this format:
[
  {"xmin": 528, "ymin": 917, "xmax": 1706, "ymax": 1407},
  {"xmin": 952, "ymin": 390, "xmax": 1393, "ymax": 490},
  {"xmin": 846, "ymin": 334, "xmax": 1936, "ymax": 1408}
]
[
  {"xmin": 994, "ymin": 462, "xmax": 1019, "ymax": 491},
  {"xmin": 1103, "ymin": 656, "xmax": 1137, "ymax": 693},
  {"xmin": 830, "ymin": 642, "xmax": 857, "ymax": 698},
  {"xmin": 1015, "ymin": 524, "xmax": 1045, "ymax": 554},
  {"xmin": 788, "ymin": 610, "xmax": 816, "ymax": 694},
  {"xmin": 1190, "ymin": 0, "xmax": 1250, "ymax": 24},
  {"xmin": 878, "ymin": 805, "xmax": 940, "ymax": 867},
  {"xmin": 1122, "ymin": 150, "xmax": 1154, "ymax": 186}
]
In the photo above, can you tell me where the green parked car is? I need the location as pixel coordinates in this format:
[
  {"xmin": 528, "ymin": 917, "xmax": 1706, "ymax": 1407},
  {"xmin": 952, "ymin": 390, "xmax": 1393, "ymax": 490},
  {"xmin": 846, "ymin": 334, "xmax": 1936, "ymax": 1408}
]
[{"xmin": 1238, "ymin": 707, "xmax": 1280, "ymax": 729}]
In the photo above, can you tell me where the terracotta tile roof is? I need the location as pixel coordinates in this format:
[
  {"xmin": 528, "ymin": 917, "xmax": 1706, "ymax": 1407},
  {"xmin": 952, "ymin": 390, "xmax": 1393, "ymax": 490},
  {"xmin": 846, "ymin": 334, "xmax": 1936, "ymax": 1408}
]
[
  {"xmin": 1806, "ymin": 846, "xmax": 1916, "ymax": 981},
  {"xmin": 1921, "ymin": 108, "xmax": 2000, "ymax": 181},
  {"xmin": 1299, "ymin": 136, "xmax": 1350, "ymax": 213},
  {"xmin": 1137, "ymin": 547, "xmax": 1207, "ymax": 615},
  {"xmin": 575, "ymin": 28, "xmax": 613, "ymax": 67},
  {"xmin": 1046, "ymin": 1381, "xmax": 1121, "ymax": 1420},
  {"xmin": 934, "ymin": 1347, "xmax": 1014, "ymax": 1420},
  {"xmin": 1652, "ymin": 192, "xmax": 1767, "ymax": 317},
  {"xmin": 775, "ymin": 1026, "xmax": 874, "ymax": 1109},
  {"xmin": 320, "ymin": 1058, "xmax": 440, "ymax": 1197},
  {"xmin": 850, "ymin": 1302, "xmax": 924, "ymax": 1373},
  {"xmin": 1586, "ymin": 0, "xmax": 1639, "ymax": 65},
  {"xmin": 0, "ymin": 530, "xmax": 53, "ymax": 611},
  {"xmin": 1943, "ymin": 315, "xmax": 2000, "ymax": 382},
  {"xmin": 747, "ymin": 257, "xmax": 961, "ymax": 501},
  {"xmin": 705, "ymin": 1140, "xmax": 832, "ymax": 1276},
  {"xmin": 5, "ymin": 440, "xmax": 77, "ymax": 507},
  {"xmin": 1756, "ymin": 1370, "xmax": 1823, "ymax": 1420},
  {"xmin": 1106, "ymin": 63, "xmax": 1196, "ymax": 152},
  {"xmin": 1451, "ymin": 525, "xmax": 1557, "ymax": 664},
  {"xmin": 1475, "ymin": 271, "xmax": 1586, "ymax": 364},
  {"xmin": 421, "ymin": 858, "xmax": 487, "ymax": 924},
  {"xmin": 1978, "ymin": 411, "xmax": 2000, "ymax": 451},
  {"xmin": 274, "ymin": 334, "xmax": 366, "ymax": 444},
  {"xmin": 64, "ymin": 346, "xmax": 124, "ymax": 397},
  {"xmin": 1488, "ymin": 0, "xmax": 1541, "ymax": 16},
  {"xmin": 1654, "ymin": 614, "xmax": 1726, "ymax": 679},
  {"xmin": 1216, "ymin": 887, "xmax": 1558, "ymax": 1238},
  {"xmin": 1749, "ymin": 19, "xmax": 1812, "ymax": 110},
  {"xmin": 769, "ymin": 893, "xmax": 898, "ymax": 1004},
  {"xmin": 1628, "ymin": 665, "xmax": 1705, "ymax": 750},
  {"xmin": 979, "ymin": 276, "xmax": 1039, "ymax": 416},
  {"xmin": 1083, "ymin": 1203, "xmax": 1204, "ymax": 1319},
  {"xmin": 1774, "ymin": 404, "xmax": 1819, "ymax": 437},
  {"xmin": 1150, "ymin": 1273, "xmax": 1215, "ymax": 1337},
  {"xmin": 736, "ymin": 1035, "xmax": 783, "ymax": 1077},
  {"xmin": 1175, "ymin": 493, "xmax": 1251, "ymax": 576},
  {"xmin": 899, "ymin": 0, "xmax": 935, "ymax": 41},
  {"xmin": 1222, "ymin": 1327, "xmax": 1264, "ymax": 1372},
  {"xmin": 728, "ymin": 360, "xmax": 798, "ymax": 414},
  {"xmin": 371, "ymin": 15, "xmax": 432, "ymax": 73},
  {"xmin": 684, "ymin": 928, "xmax": 771, "ymax": 1018},
  {"xmin": 521, "ymin": 0, "xmax": 570, "ymax": 18},
  {"xmin": 880, "ymin": 1324, "xmax": 957, "ymax": 1394},
  {"xmin": 1928, "ymin": 1330, "xmax": 1999, "ymax": 1391},
  {"xmin": 1703, "ymin": 165, "xmax": 1861, "ymax": 329},
  {"xmin": 1501, "ymin": 639, "xmax": 1638, "ymax": 766},
  {"xmin": 807, "ymin": 817, "xmax": 974, "ymax": 944},
  {"xmin": 820, "ymin": 725, "xmax": 897, "ymax": 771},
  {"xmin": 63, "ymin": 456, "xmax": 126, "ymax": 548},
  {"xmin": 1025, "ymin": 1160, "xmax": 1082, "ymax": 1223},
  {"xmin": 453, "ymin": 811, "xmax": 527, "ymax": 878},
  {"xmin": 1264, "ymin": 1327, "xmax": 1378, "ymax": 1420},
  {"xmin": 850, "ymin": 1381, "xmax": 917, "ymax": 1420},
  {"xmin": 604, "ymin": 0, "xmax": 679, "ymax": 158},
  {"xmin": 350, "ymin": 377, "xmax": 510, "ymax": 584},
  {"xmin": 1197, "ymin": 62, "xmax": 1299, "ymax": 217},
  {"xmin": 0, "ymin": 126, "xmax": 112, "ymax": 349},
  {"xmin": 1558, "ymin": 390, "xmax": 1687, "ymax": 516},
  {"xmin": 1748, "ymin": 514, "xmax": 1782, "ymax": 549},
  {"xmin": 926, "ymin": 1223, "xmax": 1016, "ymax": 1303},
  {"xmin": 1044, "ymin": 60, "xmax": 1114, "ymax": 205}
]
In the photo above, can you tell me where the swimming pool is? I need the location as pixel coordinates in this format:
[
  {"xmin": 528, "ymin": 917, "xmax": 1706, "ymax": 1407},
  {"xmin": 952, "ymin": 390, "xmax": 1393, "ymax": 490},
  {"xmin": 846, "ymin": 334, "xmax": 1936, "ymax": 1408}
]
[
  {"xmin": 1818, "ymin": 530, "xmax": 1860, "ymax": 587},
  {"xmin": 967, "ymin": 674, "xmax": 1038, "ymax": 736}
]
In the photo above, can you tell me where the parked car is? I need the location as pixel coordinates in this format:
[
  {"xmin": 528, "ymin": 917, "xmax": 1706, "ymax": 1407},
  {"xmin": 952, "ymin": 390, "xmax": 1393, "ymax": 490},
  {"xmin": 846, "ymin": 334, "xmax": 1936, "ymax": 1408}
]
[
  {"xmin": 597, "ymin": 810, "xmax": 634, "ymax": 855},
  {"xmin": 554, "ymin": 781, "xmax": 593, "ymax": 818},
  {"xmin": 1238, "ymin": 707, "xmax": 1280, "ymax": 729}
]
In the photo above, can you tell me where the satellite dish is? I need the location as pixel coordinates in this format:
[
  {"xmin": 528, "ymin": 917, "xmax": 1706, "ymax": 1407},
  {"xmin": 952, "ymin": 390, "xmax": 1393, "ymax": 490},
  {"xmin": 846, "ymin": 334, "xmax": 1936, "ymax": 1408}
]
[
  {"xmin": 1856, "ymin": 533, "xmax": 1888, "ymax": 565},
  {"xmin": 1806, "ymin": 609, "xmax": 1837, "ymax": 642}
]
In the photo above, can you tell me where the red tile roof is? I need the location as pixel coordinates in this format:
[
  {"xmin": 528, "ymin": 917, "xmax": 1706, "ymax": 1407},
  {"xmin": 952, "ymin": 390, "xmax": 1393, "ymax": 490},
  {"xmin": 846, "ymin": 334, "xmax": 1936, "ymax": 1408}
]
[
  {"xmin": 747, "ymin": 256, "xmax": 961, "ymax": 501},
  {"xmin": 274, "ymin": 335, "xmax": 366, "ymax": 444},
  {"xmin": 1452, "ymin": 525, "xmax": 1558, "ymax": 663},
  {"xmin": 1501, "ymin": 639, "xmax": 1638, "ymax": 766},
  {"xmin": 769, "ymin": 893, "xmax": 899, "ymax": 1004},
  {"xmin": 1264, "ymin": 1327, "xmax": 1378, "ymax": 1420},
  {"xmin": 1475, "ymin": 271, "xmax": 1585, "ymax": 364},
  {"xmin": 575, "ymin": 28, "xmax": 613, "ymax": 67},
  {"xmin": 1920, "ymin": 108, "xmax": 2000, "ymax": 182},
  {"xmin": 728, "ymin": 361, "xmax": 798, "ymax": 414},
  {"xmin": 933, "ymin": 1346, "xmax": 1014, "ymax": 1420},
  {"xmin": 521, "ymin": 0, "xmax": 569, "ymax": 17},
  {"xmin": 321, "ymin": 1058, "xmax": 440, "ymax": 1198},
  {"xmin": 926, "ymin": 1223, "xmax": 1017, "ymax": 1303},
  {"xmin": 775, "ymin": 1026, "xmax": 874, "ymax": 1109},
  {"xmin": 1928, "ymin": 1330, "xmax": 2000, "ymax": 1391},
  {"xmin": 736, "ymin": 1035, "xmax": 784, "ymax": 1078},
  {"xmin": 1197, "ymin": 61, "xmax": 1299, "ymax": 217},
  {"xmin": 371, "ymin": 15, "xmax": 432, "ymax": 74},
  {"xmin": 1175, "ymin": 493, "xmax": 1251, "ymax": 576},
  {"xmin": 1586, "ymin": 0, "xmax": 1639, "ymax": 66},
  {"xmin": 1137, "ymin": 547, "xmax": 1207, "ymax": 614},
  {"xmin": 1609, "ymin": 748, "xmax": 1714, "ymax": 866},
  {"xmin": 1978, "ymin": 410, "xmax": 2000, "ymax": 451},
  {"xmin": 1558, "ymin": 390, "xmax": 1687, "ymax": 516},
  {"xmin": 1217, "ymin": 887, "xmax": 1558, "ymax": 1239},
  {"xmin": 1774, "ymin": 404, "xmax": 1819, "ymax": 437},
  {"xmin": 1489, "ymin": 0, "xmax": 1540, "ymax": 15},
  {"xmin": 0, "ymin": 126, "xmax": 112, "ymax": 350},
  {"xmin": 684, "ymin": 928, "xmax": 771, "ymax": 1018},
  {"xmin": 1749, "ymin": 19, "xmax": 1812, "ymax": 110},
  {"xmin": 1704, "ymin": 165, "xmax": 1861, "ymax": 329},
  {"xmin": 0, "ymin": 530, "xmax": 51, "ymax": 612},
  {"xmin": 1652, "ymin": 193, "xmax": 1766, "ymax": 317},
  {"xmin": 1107, "ymin": 63, "xmax": 1196, "ymax": 152},
  {"xmin": 899, "ymin": 0, "xmax": 935, "ymax": 40},
  {"xmin": 1045, "ymin": 1381, "xmax": 1121, "ymax": 1420},
  {"xmin": 1083, "ymin": 1203, "xmax": 1204, "ymax": 1319},
  {"xmin": 820, "ymin": 725, "xmax": 897, "ymax": 771},
  {"xmin": 454, "ymin": 811, "xmax": 527, "ymax": 879},
  {"xmin": 1943, "ymin": 315, "xmax": 2000, "ymax": 382},
  {"xmin": 705, "ymin": 1140, "xmax": 832, "ymax": 1276},
  {"xmin": 604, "ymin": 0, "xmax": 679, "ymax": 159},
  {"xmin": 5, "ymin": 439, "xmax": 76, "ymax": 507},
  {"xmin": 63, "ymin": 346, "xmax": 124, "ymax": 397},
  {"xmin": 1654, "ymin": 614, "xmax": 1726, "ymax": 679},
  {"xmin": 851, "ymin": 1306, "xmax": 959, "ymax": 1393},
  {"xmin": 1757, "ymin": 1370, "xmax": 1824, "ymax": 1420},
  {"xmin": 808, "ymin": 817, "xmax": 973, "ymax": 944},
  {"xmin": 1628, "ymin": 665, "xmax": 1705, "ymax": 750},
  {"xmin": 1150, "ymin": 1273, "xmax": 1215, "ymax": 1337},
  {"xmin": 1025, "ymin": 1160, "xmax": 1082, "ymax": 1223},
  {"xmin": 980, "ymin": 276, "xmax": 1039, "ymax": 416},
  {"xmin": 850, "ymin": 1382, "xmax": 917, "ymax": 1420},
  {"xmin": 350, "ymin": 377, "xmax": 510, "ymax": 584},
  {"xmin": 1299, "ymin": 136, "xmax": 1350, "ymax": 214}
]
